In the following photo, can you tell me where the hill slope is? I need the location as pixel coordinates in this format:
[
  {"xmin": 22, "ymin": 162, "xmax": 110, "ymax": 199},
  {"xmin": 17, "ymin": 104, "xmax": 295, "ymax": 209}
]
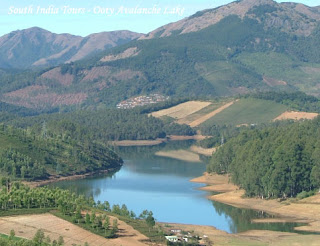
[
  {"xmin": 1, "ymin": 0, "xmax": 320, "ymax": 110},
  {"xmin": 0, "ymin": 27, "xmax": 142, "ymax": 69},
  {"xmin": 142, "ymin": 0, "xmax": 320, "ymax": 39},
  {"xmin": 0, "ymin": 124, "xmax": 122, "ymax": 180}
]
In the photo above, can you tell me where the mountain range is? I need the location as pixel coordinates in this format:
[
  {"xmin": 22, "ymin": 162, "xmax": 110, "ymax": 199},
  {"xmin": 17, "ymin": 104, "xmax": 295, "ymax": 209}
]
[
  {"xmin": 0, "ymin": 27, "xmax": 142, "ymax": 69},
  {"xmin": 0, "ymin": 0, "xmax": 320, "ymax": 110}
]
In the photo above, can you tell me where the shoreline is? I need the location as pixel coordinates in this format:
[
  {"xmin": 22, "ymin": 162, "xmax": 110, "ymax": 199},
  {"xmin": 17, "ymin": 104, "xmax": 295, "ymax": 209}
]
[
  {"xmin": 191, "ymin": 173, "xmax": 320, "ymax": 233},
  {"xmin": 24, "ymin": 168, "xmax": 118, "ymax": 188},
  {"xmin": 111, "ymin": 134, "xmax": 209, "ymax": 146}
]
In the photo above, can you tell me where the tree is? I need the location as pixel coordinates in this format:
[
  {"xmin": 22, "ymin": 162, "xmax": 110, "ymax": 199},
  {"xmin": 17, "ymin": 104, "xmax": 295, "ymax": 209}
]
[
  {"xmin": 85, "ymin": 213, "xmax": 90, "ymax": 224},
  {"xmin": 90, "ymin": 211, "xmax": 96, "ymax": 226},
  {"xmin": 146, "ymin": 214, "xmax": 155, "ymax": 232},
  {"xmin": 45, "ymin": 235, "xmax": 51, "ymax": 244},
  {"xmin": 33, "ymin": 229, "xmax": 45, "ymax": 244},
  {"xmin": 9, "ymin": 229, "xmax": 15, "ymax": 240},
  {"xmin": 112, "ymin": 219, "xmax": 118, "ymax": 234},
  {"xmin": 103, "ymin": 216, "xmax": 110, "ymax": 235},
  {"xmin": 58, "ymin": 236, "xmax": 64, "ymax": 246}
]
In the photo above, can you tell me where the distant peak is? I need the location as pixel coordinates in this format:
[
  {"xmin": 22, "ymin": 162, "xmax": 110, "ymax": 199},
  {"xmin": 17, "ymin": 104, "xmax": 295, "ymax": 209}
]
[{"xmin": 238, "ymin": 0, "xmax": 275, "ymax": 5}]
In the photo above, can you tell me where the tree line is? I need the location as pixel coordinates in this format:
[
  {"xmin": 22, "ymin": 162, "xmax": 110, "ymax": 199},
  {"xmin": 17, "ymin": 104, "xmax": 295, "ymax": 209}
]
[
  {"xmin": 0, "ymin": 180, "xmax": 158, "ymax": 242},
  {"xmin": 208, "ymin": 116, "xmax": 320, "ymax": 198},
  {"xmin": 9, "ymin": 109, "xmax": 196, "ymax": 142}
]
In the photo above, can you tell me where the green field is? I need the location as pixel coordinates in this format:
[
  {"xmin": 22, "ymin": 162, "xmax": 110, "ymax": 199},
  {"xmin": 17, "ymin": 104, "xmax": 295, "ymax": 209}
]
[{"xmin": 200, "ymin": 98, "xmax": 288, "ymax": 126}]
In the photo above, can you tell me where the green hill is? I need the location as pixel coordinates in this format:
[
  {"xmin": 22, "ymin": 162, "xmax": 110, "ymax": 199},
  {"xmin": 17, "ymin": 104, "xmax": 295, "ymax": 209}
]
[
  {"xmin": 1, "ymin": 0, "xmax": 320, "ymax": 110},
  {"xmin": 0, "ymin": 124, "xmax": 122, "ymax": 180}
]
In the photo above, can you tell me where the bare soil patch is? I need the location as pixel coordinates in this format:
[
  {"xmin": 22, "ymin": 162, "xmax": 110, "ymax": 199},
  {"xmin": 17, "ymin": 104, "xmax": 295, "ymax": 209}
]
[
  {"xmin": 193, "ymin": 173, "xmax": 320, "ymax": 233},
  {"xmin": 189, "ymin": 145, "xmax": 216, "ymax": 156},
  {"xmin": 111, "ymin": 139, "xmax": 165, "ymax": 146},
  {"xmin": 0, "ymin": 213, "xmax": 148, "ymax": 246},
  {"xmin": 168, "ymin": 135, "xmax": 207, "ymax": 141},
  {"xmin": 41, "ymin": 67, "xmax": 74, "ymax": 86},
  {"xmin": 151, "ymin": 101, "xmax": 211, "ymax": 119},
  {"xmin": 100, "ymin": 47, "xmax": 140, "ymax": 62},
  {"xmin": 188, "ymin": 101, "xmax": 236, "ymax": 127},
  {"xmin": 274, "ymin": 111, "xmax": 318, "ymax": 121},
  {"xmin": 263, "ymin": 76, "xmax": 287, "ymax": 86}
]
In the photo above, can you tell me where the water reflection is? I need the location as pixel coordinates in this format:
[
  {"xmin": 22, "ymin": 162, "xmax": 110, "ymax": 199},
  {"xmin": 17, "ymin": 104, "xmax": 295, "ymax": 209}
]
[{"xmin": 47, "ymin": 141, "xmax": 307, "ymax": 234}]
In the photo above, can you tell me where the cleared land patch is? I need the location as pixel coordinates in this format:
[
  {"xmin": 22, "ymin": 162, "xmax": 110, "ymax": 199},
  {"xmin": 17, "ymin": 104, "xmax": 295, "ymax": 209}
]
[
  {"xmin": 177, "ymin": 102, "xmax": 225, "ymax": 125},
  {"xmin": 188, "ymin": 101, "xmax": 236, "ymax": 127},
  {"xmin": 151, "ymin": 101, "xmax": 211, "ymax": 119},
  {"xmin": 273, "ymin": 111, "xmax": 319, "ymax": 121},
  {"xmin": 200, "ymin": 98, "xmax": 288, "ymax": 126},
  {"xmin": 0, "ymin": 213, "xmax": 148, "ymax": 246}
]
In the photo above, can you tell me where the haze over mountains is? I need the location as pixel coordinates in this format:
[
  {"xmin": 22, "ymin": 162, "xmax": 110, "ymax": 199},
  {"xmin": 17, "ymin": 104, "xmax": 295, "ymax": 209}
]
[
  {"xmin": 0, "ymin": 0, "xmax": 320, "ymax": 110},
  {"xmin": 0, "ymin": 27, "xmax": 142, "ymax": 69}
]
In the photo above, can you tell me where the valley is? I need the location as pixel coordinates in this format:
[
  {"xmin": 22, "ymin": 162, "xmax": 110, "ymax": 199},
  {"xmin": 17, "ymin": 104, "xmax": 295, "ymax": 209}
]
[{"xmin": 0, "ymin": 0, "xmax": 320, "ymax": 245}]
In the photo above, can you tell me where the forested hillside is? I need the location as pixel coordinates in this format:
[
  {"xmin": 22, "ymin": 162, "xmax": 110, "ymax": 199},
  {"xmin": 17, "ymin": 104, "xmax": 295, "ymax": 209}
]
[
  {"xmin": 7, "ymin": 109, "xmax": 195, "ymax": 142},
  {"xmin": 0, "ymin": 124, "xmax": 122, "ymax": 180},
  {"xmin": 1, "ymin": 0, "xmax": 320, "ymax": 110},
  {"xmin": 208, "ymin": 117, "xmax": 320, "ymax": 198}
]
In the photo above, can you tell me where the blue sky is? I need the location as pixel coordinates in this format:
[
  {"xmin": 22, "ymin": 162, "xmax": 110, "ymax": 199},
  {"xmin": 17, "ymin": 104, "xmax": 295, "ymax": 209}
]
[{"xmin": 0, "ymin": 0, "xmax": 319, "ymax": 36}]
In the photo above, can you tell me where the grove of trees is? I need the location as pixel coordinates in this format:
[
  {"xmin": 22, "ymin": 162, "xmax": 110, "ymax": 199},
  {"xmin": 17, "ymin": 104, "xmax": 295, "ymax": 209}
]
[{"xmin": 208, "ymin": 116, "xmax": 320, "ymax": 198}]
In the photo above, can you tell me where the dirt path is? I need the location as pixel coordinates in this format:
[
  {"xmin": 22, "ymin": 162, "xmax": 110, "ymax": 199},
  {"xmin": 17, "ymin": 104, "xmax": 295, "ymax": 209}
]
[
  {"xmin": 188, "ymin": 101, "xmax": 236, "ymax": 127},
  {"xmin": 0, "ymin": 213, "xmax": 148, "ymax": 246}
]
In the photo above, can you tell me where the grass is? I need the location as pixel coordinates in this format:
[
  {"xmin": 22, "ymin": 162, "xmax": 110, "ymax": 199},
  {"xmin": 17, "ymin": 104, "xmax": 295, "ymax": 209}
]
[
  {"xmin": 0, "ymin": 208, "xmax": 53, "ymax": 217},
  {"xmin": 196, "ymin": 61, "xmax": 261, "ymax": 95},
  {"xmin": 0, "ymin": 233, "xmax": 22, "ymax": 241},
  {"xmin": 200, "ymin": 98, "xmax": 287, "ymax": 126},
  {"xmin": 50, "ymin": 210, "xmax": 115, "ymax": 239},
  {"xmin": 113, "ymin": 214, "xmax": 166, "ymax": 244}
]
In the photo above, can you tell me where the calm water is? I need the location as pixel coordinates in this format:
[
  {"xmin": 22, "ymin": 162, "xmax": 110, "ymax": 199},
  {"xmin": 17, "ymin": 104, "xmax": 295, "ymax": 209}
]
[{"xmin": 48, "ymin": 141, "xmax": 305, "ymax": 233}]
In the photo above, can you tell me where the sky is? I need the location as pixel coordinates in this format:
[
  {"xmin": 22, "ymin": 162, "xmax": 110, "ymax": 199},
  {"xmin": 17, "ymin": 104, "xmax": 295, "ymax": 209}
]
[{"xmin": 0, "ymin": 0, "xmax": 319, "ymax": 37}]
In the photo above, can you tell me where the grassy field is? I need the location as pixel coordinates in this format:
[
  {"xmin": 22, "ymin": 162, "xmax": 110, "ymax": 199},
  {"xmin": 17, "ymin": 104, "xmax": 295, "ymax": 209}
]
[{"xmin": 200, "ymin": 98, "xmax": 288, "ymax": 126}]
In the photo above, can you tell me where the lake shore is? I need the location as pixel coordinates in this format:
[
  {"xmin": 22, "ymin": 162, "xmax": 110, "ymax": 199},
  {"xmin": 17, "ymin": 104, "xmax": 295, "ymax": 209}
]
[
  {"xmin": 24, "ymin": 168, "xmax": 118, "ymax": 188},
  {"xmin": 191, "ymin": 173, "xmax": 320, "ymax": 233},
  {"xmin": 159, "ymin": 221, "xmax": 320, "ymax": 246},
  {"xmin": 111, "ymin": 134, "xmax": 208, "ymax": 146}
]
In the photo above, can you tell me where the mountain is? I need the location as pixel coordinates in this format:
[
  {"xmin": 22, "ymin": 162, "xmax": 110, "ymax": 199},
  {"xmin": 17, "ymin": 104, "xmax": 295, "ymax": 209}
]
[
  {"xmin": 141, "ymin": 0, "xmax": 320, "ymax": 39},
  {"xmin": 0, "ymin": 27, "xmax": 142, "ymax": 69},
  {"xmin": 1, "ymin": 0, "xmax": 320, "ymax": 110}
]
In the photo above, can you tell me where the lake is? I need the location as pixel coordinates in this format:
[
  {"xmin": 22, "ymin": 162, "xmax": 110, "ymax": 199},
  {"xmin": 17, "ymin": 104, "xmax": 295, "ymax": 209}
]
[{"xmin": 48, "ymin": 141, "xmax": 305, "ymax": 233}]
